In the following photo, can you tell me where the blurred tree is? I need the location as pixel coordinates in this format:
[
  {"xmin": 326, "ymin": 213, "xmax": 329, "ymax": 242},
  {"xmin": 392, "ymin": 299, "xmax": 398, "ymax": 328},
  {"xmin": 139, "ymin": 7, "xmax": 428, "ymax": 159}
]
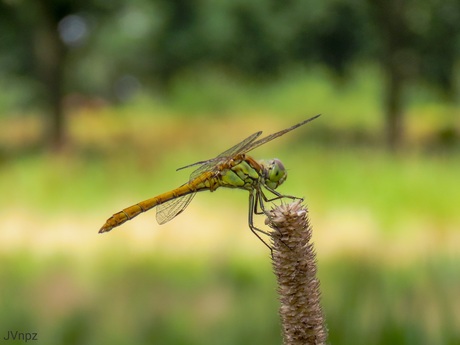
[
  {"xmin": 0, "ymin": 0, "xmax": 118, "ymax": 151},
  {"xmin": 1, "ymin": 0, "xmax": 72, "ymax": 150},
  {"xmin": 1, "ymin": 0, "xmax": 459, "ymax": 152},
  {"xmin": 148, "ymin": 0, "xmax": 203, "ymax": 89},
  {"xmin": 367, "ymin": 0, "xmax": 411, "ymax": 151},
  {"xmin": 34, "ymin": 0, "xmax": 69, "ymax": 151},
  {"xmin": 220, "ymin": 1, "xmax": 287, "ymax": 77},
  {"xmin": 367, "ymin": 0, "xmax": 460, "ymax": 150},
  {"xmin": 412, "ymin": 0, "xmax": 460, "ymax": 99},
  {"xmin": 291, "ymin": 0, "xmax": 368, "ymax": 77}
]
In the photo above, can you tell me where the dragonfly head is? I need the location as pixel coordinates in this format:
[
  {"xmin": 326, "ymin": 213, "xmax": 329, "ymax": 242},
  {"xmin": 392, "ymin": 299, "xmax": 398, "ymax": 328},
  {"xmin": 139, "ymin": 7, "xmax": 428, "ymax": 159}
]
[{"xmin": 261, "ymin": 158, "xmax": 287, "ymax": 190}]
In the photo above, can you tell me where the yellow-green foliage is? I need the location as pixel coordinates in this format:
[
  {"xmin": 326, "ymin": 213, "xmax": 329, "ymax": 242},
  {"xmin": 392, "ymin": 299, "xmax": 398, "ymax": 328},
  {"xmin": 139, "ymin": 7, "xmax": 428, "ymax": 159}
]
[{"xmin": 0, "ymin": 67, "xmax": 458, "ymax": 344}]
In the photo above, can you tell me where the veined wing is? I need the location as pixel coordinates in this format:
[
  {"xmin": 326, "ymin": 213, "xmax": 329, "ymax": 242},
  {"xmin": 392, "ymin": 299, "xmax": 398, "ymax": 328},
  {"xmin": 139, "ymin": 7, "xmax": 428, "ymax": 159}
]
[
  {"xmin": 156, "ymin": 193, "xmax": 196, "ymax": 224},
  {"xmin": 240, "ymin": 114, "xmax": 321, "ymax": 155},
  {"xmin": 177, "ymin": 130, "xmax": 262, "ymax": 181},
  {"xmin": 155, "ymin": 170, "xmax": 215, "ymax": 224},
  {"xmin": 176, "ymin": 114, "xmax": 320, "ymax": 182}
]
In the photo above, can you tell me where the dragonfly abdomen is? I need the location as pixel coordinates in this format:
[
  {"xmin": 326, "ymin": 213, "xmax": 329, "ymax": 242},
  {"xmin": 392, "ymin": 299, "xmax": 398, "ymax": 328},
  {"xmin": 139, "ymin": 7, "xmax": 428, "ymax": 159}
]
[{"xmin": 99, "ymin": 172, "xmax": 216, "ymax": 233}]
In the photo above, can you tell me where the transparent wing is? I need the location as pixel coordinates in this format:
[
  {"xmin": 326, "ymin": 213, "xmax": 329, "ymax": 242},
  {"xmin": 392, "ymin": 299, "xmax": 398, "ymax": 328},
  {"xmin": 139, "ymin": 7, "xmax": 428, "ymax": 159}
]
[
  {"xmin": 156, "ymin": 193, "xmax": 196, "ymax": 225},
  {"xmin": 212, "ymin": 130, "xmax": 263, "ymax": 159},
  {"xmin": 240, "ymin": 114, "xmax": 321, "ymax": 154},
  {"xmin": 175, "ymin": 114, "xmax": 320, "ymax": 182},
  {"xmin": 177, "ymin": 131, "xmax": 262, "ymax": 181}
]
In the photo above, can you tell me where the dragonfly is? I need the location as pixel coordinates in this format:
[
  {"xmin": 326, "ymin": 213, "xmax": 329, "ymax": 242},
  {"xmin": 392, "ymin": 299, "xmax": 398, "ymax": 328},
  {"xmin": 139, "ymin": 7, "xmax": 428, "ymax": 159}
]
[{"xmin": 99, "ymin": 114, "xmax": 320, "ymax": 248}]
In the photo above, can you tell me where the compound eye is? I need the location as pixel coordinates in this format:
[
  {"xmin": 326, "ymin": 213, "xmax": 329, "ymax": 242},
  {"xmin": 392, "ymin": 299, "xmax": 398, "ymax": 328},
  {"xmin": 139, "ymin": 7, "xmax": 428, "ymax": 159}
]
[{"xmin": 267, "ymin": 159, "xmax": 287, "ymax": 189}]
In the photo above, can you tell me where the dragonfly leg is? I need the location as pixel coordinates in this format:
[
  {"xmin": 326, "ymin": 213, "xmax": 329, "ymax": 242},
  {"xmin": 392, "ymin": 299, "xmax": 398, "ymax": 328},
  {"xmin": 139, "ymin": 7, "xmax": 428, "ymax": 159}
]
[
  {"xmin": 253, "ymin": 189, "xmax": 269, "ymax": 216},
  {"xmin": 252, "ymin": 189, "xmax": 294, "ymax": 253},
  {"xmin": 261, "ymin": 184, "xmax": 304, "ymax": 203},
  {"xmin": 256, "ymin": 188, "xmax": 295, "ymax": 252},
  {"xmin": 247, "ymin": 192, "xmax": 273, "ymax": 252}
]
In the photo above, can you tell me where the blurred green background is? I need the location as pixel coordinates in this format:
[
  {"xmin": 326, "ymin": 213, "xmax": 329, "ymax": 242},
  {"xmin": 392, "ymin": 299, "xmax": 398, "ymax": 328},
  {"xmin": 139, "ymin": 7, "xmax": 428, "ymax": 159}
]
[{"xmin": 0, "ymin": 1, "xmax": 459, "ymax": 344}]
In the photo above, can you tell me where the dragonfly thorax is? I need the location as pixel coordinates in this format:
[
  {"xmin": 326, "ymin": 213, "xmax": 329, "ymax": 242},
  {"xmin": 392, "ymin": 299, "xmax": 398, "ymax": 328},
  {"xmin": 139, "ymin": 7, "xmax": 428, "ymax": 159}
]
[{"xmin": 260, "ymin": 158, "xmax": 287, "ymax": 190}]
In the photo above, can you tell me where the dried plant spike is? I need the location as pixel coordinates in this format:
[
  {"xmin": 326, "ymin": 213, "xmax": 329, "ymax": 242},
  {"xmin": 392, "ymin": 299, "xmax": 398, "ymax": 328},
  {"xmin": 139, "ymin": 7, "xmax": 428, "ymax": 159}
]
[{"xmin": 267, "ymin": 200, "xmax": 328, "ymax": 345}]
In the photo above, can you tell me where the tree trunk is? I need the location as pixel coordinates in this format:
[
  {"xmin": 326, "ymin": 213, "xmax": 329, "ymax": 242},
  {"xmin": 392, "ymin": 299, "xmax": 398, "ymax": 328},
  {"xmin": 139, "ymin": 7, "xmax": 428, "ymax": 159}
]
[
  {"xmin": 34, "ymin": 0, "xmax": 67, "ymax": 151},
  {"xmin": 383, "ymin": 53, "xmax": 404, "ymax": 151},
  {"xmin": 367, "ymin": 0, "xmax": 408, "ymax": 151}
]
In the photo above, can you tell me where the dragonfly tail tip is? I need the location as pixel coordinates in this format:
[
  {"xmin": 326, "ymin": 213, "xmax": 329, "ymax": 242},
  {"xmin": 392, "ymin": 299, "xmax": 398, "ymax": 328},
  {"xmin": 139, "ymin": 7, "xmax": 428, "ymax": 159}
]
[{"xmin": 98, "ymin": 226, "xmax": 110, "ymax": 234}]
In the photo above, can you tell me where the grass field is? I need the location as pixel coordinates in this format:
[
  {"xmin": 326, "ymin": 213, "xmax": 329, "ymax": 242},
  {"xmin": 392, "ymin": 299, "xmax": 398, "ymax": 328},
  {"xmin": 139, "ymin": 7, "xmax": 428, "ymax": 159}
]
[{"xmin": 0, "ymin": 65, "xmax": 459, "ymax": 344}]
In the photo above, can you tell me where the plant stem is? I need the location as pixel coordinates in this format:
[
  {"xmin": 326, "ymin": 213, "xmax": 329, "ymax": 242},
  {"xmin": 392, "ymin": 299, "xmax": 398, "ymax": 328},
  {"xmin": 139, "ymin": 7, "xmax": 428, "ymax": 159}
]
[{"xmin": 267, "ymin": 200, "xmax": 327, "ymax": 345}]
